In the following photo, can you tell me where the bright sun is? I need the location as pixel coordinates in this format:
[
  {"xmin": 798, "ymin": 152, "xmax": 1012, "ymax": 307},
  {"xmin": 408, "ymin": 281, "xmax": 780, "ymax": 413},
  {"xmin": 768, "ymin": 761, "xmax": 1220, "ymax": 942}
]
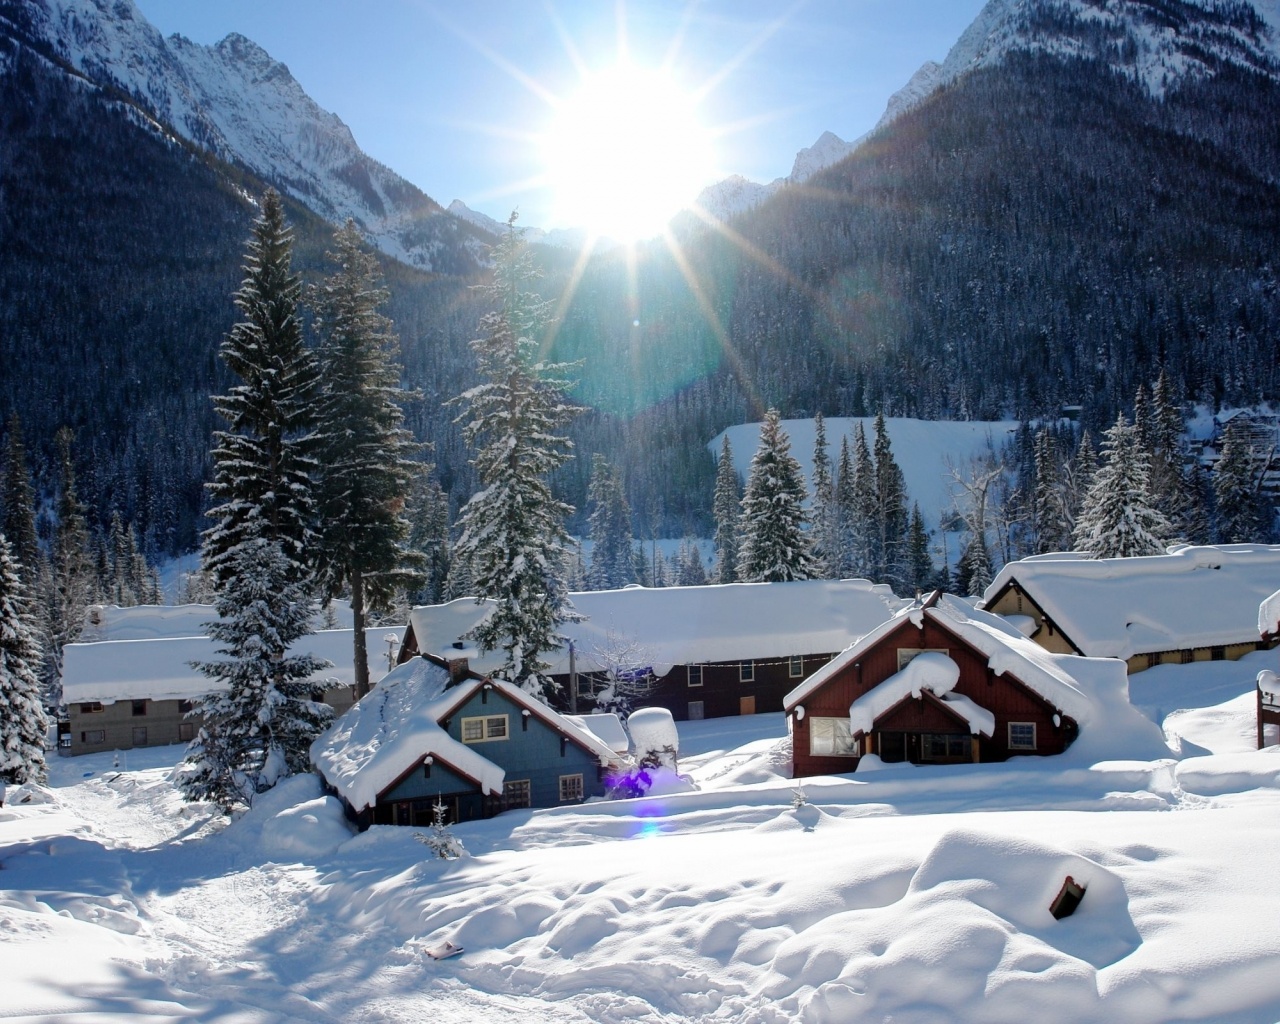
[{"xmin": 543, "ymin": 64, "xmax": 715, "ymax": 242}]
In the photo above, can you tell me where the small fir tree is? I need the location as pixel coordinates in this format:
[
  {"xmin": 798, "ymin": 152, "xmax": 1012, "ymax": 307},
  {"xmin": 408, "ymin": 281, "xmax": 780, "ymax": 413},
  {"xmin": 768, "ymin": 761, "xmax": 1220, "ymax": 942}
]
[
  {"xmin": 311, "ymin": 220, "xmax": 423, "ymax": 699},
  {"xmin": 0, "ymin": 533, "xmax": 47, "ymax": 786},
  {"xmin": 738, "ymin": 409, "xmax": 815, "ymax": 582},
  {"xmin": 1073, "ymin": 414, "xmax": 1173, "ymax": 558},
  {"xmin": 451, "ymin": 215, "xmax": 582, "ymax": 700},
  {"xmin": 711, "ymin": 434, "xmax": 741, "ymax": 584},
  {"xmin": 415, "ymin": 798, "xmax": 465, "ymax": 859},
  {"xmin": 180, "ymin": 537, "xmax": 333, "ymax": 811}
]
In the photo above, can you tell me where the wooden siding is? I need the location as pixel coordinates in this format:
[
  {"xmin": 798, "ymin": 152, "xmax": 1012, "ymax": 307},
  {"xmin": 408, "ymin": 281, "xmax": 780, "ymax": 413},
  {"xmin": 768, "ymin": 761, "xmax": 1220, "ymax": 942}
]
[{"xmin": 791, "ymin": 616, "xmax": 1076, "ymax": 779}]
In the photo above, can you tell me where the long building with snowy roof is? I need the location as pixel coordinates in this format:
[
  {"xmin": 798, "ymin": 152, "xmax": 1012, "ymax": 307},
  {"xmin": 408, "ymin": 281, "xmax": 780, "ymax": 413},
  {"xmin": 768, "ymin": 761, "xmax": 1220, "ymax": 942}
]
[
  {"xmin": 981, "ymin": 544, "xmax": 1280, "ymax": 673},
  {"xmin": 400, "ymin": 580, "xmax": 912, "ymax": 721}
]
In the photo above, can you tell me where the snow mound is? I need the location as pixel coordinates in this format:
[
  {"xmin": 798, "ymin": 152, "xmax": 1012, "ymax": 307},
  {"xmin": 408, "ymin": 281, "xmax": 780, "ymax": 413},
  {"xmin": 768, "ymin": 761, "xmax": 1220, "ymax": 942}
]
[
  {"xmin": 628, "ymin": 707, "xmax": 679, "ymax": 765},
  {"xmin": 229, "ymin": 774, "xmax": 352, "ymax": 860}
]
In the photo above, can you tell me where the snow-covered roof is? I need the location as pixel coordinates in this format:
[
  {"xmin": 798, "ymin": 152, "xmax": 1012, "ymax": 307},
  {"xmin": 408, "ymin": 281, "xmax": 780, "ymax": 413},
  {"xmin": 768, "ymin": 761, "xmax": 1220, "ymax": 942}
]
[
  {"xmin": 785, "ymin": 595, "xmax": 1161, "ymax": 759},
  {"xmin": 409, "ymin": 580, "xmax": 910, "ymax": 678},
  {"xmin": 1260, "ymin": 589, "xmax": 1280, "ymax": 639},
  {"xmin": 79, "ymin": 600, "xmax": 358, "ymax": 641},
  {"xmin": 982, "ymin": 544, "xmax": 1280, "ymax": 659},
  {"xmin": 847, "ymin": 651, "xmax": 993, "ymax": 737},
  {"xmin": 60, "ymin": 628, "xmax": 399, "ymax": 705},
  {"xmin": 564, "ymin": 713, "xmax": 630, "ymax": 755},
  {"xmin": 311, "ymin": 659, "xmax": 624, "ymax": 812}
]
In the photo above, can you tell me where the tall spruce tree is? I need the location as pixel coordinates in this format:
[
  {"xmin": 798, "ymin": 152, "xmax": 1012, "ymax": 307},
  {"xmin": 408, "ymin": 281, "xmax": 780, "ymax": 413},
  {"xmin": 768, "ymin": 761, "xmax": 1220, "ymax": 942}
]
[
  {"xmin": 905, "ymin": 503, "xmax": 933, "ymax": 595},
  {"xmin": 180, "ymin": 537, "xmax": 333, "ymax": 810},
  {"xmin": 203, "ymin": 189, "xmax": 317, "ymax": 591},
  {"xmin": 850, "ymin": 423, "xmax": 879, "ymax": 578},
  {"xmin": 873, "ymin": 414, "xmax": 909, "ymax": 588},
  {"xmin": 311, "ymin": 220, "xmax": 423, "ymax": 699},
  {"xmin": 1073, "ymin": 414, "xmax": 1173, "ymax": 558},
  {"xmin": 737, "ymin": 409, "xmax": 815, "ymax": 582},
  {"xmin": 809, "ymin": 412, "xmax": 839, "ymax": 579},
  {"xmin": 406, "ymin": 469, "xmax": 452, "ymax": 606},
  {"xmin": 452, "ymin": 215, "xmax": 582, "ymax": 699},
  {"xmin": 711, "ymin": 434, "xmax": 741, "ymax": 584},
  {"xmin": 834, "ymin": 434, "xmax": 856, "ymax": 576},
  {"xmin": 46, "ymin": 427, "xmax": 95, "ymax": 702},
  {"xmin": 2, "ymin": 414, "xmax": 40, "ymax": 590},
  {"xmin": 1213, "ymin": 418, "xmax": 1269, "ymax": 543},
  {"xmin": 586, "ymin": 455, "xmax": 635, "ymax": 590},
  {"xmin": 1032, "ymin": 430, "xmax": 1071, "ymax": 553},
  {"xmin": 0, "ymin": 533, "xmax": 47, "ymax": 785}
]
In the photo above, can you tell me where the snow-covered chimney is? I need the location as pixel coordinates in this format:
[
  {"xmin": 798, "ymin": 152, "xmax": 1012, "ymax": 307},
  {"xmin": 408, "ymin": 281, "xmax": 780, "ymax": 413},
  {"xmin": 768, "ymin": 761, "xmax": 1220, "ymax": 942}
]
[{"xmin": 446, "ymin": 641, "xmax": 477, "ymax": 683}]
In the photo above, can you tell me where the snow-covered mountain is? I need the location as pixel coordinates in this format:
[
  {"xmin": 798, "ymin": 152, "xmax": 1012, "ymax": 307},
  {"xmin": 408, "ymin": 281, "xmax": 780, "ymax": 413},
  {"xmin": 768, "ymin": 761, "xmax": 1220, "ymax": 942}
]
[
  {"xmin": 693, "ymin": 0, "xmax": 1280, "ymax": 225},
  {"xmin": 16, "ymin": 0, "xmax": 482, "ymax": 271}
]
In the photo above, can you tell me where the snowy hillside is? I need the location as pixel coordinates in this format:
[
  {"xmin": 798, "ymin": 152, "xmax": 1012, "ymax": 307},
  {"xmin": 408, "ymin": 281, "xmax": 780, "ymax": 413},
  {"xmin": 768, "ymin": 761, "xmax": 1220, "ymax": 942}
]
[
  {"xmin": 712, "ymin": 416, "xmax": 1020, "ymax": 541},
  {"xmin": 18, "ymin": 0, "xmax": 481, "ymax": 271},
  {"xmin": 7, "ymin": 651, "xmax": 1280, "ymax": 1019}
]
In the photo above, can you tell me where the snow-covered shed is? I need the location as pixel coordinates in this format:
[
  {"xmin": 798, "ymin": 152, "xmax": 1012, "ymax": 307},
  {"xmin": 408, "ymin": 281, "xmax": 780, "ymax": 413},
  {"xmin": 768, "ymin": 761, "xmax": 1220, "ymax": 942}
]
[
  {"xmin": 59, "ymin": 628, "xmax": 399, "ymax": 757},
  {"xmin": 311, "ymin": 657, "xmax": 626, "ymax": 829},
  {"xmin": 981, "ymin": 544, "xmax": 1280, "ymax": 673},
  {"xmin": 784, "ymin": 592, "xmax": 1165, "ymax": 778},
  {"xmin": 400, "ymin": 580, "xmax": 911, "ymax": 722}
]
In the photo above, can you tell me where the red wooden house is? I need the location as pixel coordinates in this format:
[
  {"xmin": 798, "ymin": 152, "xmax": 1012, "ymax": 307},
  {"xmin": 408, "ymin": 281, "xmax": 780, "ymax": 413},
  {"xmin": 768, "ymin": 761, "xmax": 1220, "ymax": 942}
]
[{"xmin": 785, "ymin": 593, "xmax": 1092, "ymax": 778}]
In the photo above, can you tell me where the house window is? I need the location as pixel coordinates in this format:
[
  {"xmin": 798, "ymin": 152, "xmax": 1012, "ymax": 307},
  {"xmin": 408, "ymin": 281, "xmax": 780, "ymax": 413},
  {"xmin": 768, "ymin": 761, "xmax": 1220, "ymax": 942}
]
[
  {"xmin": 80, "ymin": 702, "xmax": 103, "ymax": 714},
  {"xmin": 502, "ymin": 779, "xmax": 531, "ymax": 810},
  {"xmin": 688, "ymin": 701, "xmax": 704, "ymax": 720},
  {"xmin": 1146, "ymin": 652, "xmax": 1162, "ymax": 670},
  {"xmin": 178, "ymin": 722, "xmax": 194, "ymax": 742},
  {"xmin": 687, "ymin": 665, "xmax": 703, "ymax": 687},
  {"xmin": 81, "ymin": 729, "xmax": 106, "ymax": 744},
  {"xmin": 132, "ymin": 726, "xmax": 148, "ymax": 746},
  {"xmin": 131, "ymin": 699, "xmax": 147, "ymax": 717},
  {"xmin": 1008, "ymin": 722, "xmax": 1036, "ymax": 750},
  {"xmin": 810, "ymin": 717, "xmax": 859, "ymax": 756},
  {"xmin": 1211, "ymin": 646, "xmax": 1226, "ymax": 661},
  {"xmin": 178, "ymin": 700, "xmax": 194, "ymax": 714},
  {"xmin": 1180, "ymin": 650, "xmax": 1194, "ymax": 665},
  {"xmin": 739, "ymin": 660, "xmax": 755, "ymax": 682},
  {"xmin": 897, "ymin": 648, "xmax": 949, "ymax": 671},
  {"xmin": 921, "ymin": 733, "xmax": 970, "ymax": 761},
  {"xmin": 789, "ymin": 655, "xmax": 804, "ymax": 678},
  {"xmin": 559, "ymin": 774, "xmax": 584, "ymax": 802},
  {"xmin": 461, "ymin": 715, "xmax": 509, "ymax": 743}
]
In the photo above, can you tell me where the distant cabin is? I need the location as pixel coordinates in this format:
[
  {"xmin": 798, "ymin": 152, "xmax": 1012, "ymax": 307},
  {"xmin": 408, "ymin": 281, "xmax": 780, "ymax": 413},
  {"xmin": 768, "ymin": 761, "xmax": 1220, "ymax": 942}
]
[
  {"xmin": 59, "ymin": 626, "xmax": 399, "ymax": 757},
  {"xmin": 398, "ymin": 580, "xmax": 911, "ymax": 722},
  {"xmin": 311, "ymin": 657, "xmax": 625, "ymax": 829},
  {"xmin": 784, "ymin": 593, "xmax": 1109, "ymax": 778},
  {"xmin": 981, "ymin": 545, "xmax": 1280, "ymax": 673}
]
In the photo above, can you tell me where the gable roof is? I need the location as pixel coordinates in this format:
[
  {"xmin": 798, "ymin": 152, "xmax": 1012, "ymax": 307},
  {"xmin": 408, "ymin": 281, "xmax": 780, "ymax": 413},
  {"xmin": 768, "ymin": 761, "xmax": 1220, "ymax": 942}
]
[
  {"xmin": 981, "ymin": 544, "xmax": 1280, "ymax": 659},
  {"xmin": 310, "ymin": 658, "xmax": 624, "ymax": 813},
  {"xmin": 785, "ymin": 594, "xmax": 1171, "ymax": 763},
  {"xmin": 846, "ymin": 651, "xmax": 995, "ymax": 738},
  {"xmin": 408, "ymin": 579, "xmax": 911, "ymax": 678},
  {"xmin": 60, "ymin": 627, "xmax": 399, "ymax": 705}
]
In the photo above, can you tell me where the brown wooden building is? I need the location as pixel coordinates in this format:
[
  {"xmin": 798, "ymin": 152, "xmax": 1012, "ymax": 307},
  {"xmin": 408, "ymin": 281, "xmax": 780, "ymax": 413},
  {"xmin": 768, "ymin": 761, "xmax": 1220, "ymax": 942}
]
[{"xmin": 785, "ymin": 593, "xmax": 1084, "ymax": 779}]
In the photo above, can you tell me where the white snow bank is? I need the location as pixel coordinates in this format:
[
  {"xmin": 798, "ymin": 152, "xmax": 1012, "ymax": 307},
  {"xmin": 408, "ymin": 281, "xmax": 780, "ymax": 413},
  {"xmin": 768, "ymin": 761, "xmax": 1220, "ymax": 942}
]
[
  {"xmin": 311, "ymin": 659, "xmax": 504, "ymax": 812},
  {"xmin": 410, "ymin": 579, "xmax": 909, "ymax": 679},
  {"xmin": 80, "ymin": 599, "xmax": 359, "ymax": 641},
  {"xmin": 230, "ymin": 775, "xmax": 352, "ymax": 860},
  {"xmin": 564, "ymin": 712, "xmax": 629, "ymax": 754}
]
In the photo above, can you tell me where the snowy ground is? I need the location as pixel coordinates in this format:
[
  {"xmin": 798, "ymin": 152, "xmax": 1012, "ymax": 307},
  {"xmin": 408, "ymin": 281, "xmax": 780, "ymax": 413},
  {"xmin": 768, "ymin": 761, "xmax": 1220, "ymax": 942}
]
[{"xmin": 6, "ymin": 656, "xmax": 1280, "ymax": 1021}]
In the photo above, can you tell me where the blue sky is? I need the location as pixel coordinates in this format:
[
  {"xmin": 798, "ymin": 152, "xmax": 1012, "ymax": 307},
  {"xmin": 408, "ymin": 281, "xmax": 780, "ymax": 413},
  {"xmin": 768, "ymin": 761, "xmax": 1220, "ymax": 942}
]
[{"xmin": 133, "ymin": 0, "xmax": 987, "ymax": 229}]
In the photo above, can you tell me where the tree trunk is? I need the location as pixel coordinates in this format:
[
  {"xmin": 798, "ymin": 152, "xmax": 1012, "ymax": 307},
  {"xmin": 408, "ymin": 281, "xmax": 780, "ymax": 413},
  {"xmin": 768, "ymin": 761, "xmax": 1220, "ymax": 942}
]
[{"xmin": 352, "ymin": 572, "xmax": 370, "ymax": 699}]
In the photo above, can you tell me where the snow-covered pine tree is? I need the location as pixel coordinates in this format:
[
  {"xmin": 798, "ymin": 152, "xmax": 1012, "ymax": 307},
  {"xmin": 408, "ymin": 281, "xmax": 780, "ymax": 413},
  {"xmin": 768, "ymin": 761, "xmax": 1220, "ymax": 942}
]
[
  {"xmin": 809, "ymin": 412, "xmax": 839, "ymax": 579},
  {"xmin": 850, "ymin": 422, "xmax": 879, "ymax": 578},
  {"xmin": 676, "ymin": 541, "xmax": 708, "ymax": 586},
  {"xmin": 451, "ymin": 215, "xmax": 582, "ymax": 700},
  {"xmin": 873, "ymin": 413, "xmax": 909, "ymax": 589},
  {"xmin": 1213, "ymin": 418, "xmax": 1270, "ymax": 543},
  {"xmin": 586, "ymin": 454, "xmax": 635, "ymax": 590},
  {"xmin": 711, "ymin": 434, "xmax": 741, "ymax": 584},
  {"xmin": 180, "ymin": 537, "xmax": 333, "ymax": 811},
  {"xmin": 406, "ymin": 469, "xmax": 452, "ymax": 606},
  {"xmin": 2, "ymin": 414, "xmax": 41, "ymax": 591},
  {"xmin": 905, "ymin": 503, "xmax": 933, "ymax": 595},
  {"xmin": 1033, "ymin": 430, "xmax": 1071, "ymax": 553},
  {"xmin": 203, "ymin": 188, "xmax": 318, "ymax": 593},
  {"xmin": 1073, "ymin": 414, "xmax": 1173, "ymax": 558},
  {"xmin": 738, "ymin": 408, "xmax": 815, "ymax": 582},
  {"xmin": 311, "ymin": 220, "xmax": 423, "ymax": 699},
  {"xmin": 45, "ymin": 426, "xmax": 95, "ymax": 704},
  {"xmin": 0, "ymin": 532, "xmax": 47, "ymax": 786},
  {"xmin": 834, "ymin": 434, "xmax": 856, "ymax": 576},
  {"xmin": 954, "ymin": 532, "xmax": 993, "ymax": 597}
]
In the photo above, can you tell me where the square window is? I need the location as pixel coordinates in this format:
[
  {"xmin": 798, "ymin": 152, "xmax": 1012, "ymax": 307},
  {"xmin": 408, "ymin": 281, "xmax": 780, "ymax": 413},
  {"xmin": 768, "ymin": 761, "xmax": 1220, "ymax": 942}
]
[
  {"xmin": 687, "ymin": 700, "xmax": 705, "ymax": 720},
  {"xmin": 559, "ymin": 774, "xmax": 584, "ymax": 802},
  {"xmin": 1211, "ymin": 646, "xmax": 1226, "ymax": 661},
  {"xmin": 132, "ymin": 699, "xmax": 147, "ymax": 717},
  {"xmin": 687, "ymin": 665, "xmax": 703, "ymax": 688},
  {"xmin": 1008, "ymin": 722, "xmax": 1036, "ymax": 750},
  {"xmin": 789, "ymin": 656, "xmax": 804, "ymax": 678},
  {"xmin": 486, "ymin": 715, "xmax": 507, "ymax": 739},
  {"xmin": 1179, "ymin": 650, "xmax": 1194, "ymax": 665},
  {"xmin": 178, "ymin": 700, "xmax": 194, "ymax": 714},
  {"xmin": 82, "ymin": 729, "xmax": 105, "ymax": 744},
  {"xmin": 462, "ymin": 718, "xmax": 484, "ymax": 742},
  {"xmin": 178, "ymin": 722, "xmax": 194, "ymax": 742},
  {"xmin": 739, "ymin": 660, "xmax": 755, "ymax": 683},
  {"xmin": 502, "ymin": 779, "xmax": 531, "ymax": 809},
  {"xmin": 132, "ymin": 726, "xmax": 148, "ymax": 745},
  {"xmin": 810, "ymin": 717, "xmax": 859, "ymax": 756}
]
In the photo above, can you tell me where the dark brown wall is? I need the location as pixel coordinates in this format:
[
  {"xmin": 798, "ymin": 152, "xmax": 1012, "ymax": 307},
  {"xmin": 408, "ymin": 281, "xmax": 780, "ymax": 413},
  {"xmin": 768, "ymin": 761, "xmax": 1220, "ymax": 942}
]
[{"xmin": 791, "ymin": 615, "xmax": 1075, "ymax": 778}]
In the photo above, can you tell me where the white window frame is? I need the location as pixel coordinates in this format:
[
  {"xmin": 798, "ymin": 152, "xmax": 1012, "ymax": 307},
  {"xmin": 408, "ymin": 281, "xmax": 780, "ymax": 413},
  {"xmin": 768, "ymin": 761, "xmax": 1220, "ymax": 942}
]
[
  {"xmin": 789, "ymin": 655, "xmax": 804, "ymax": 678},
  {"xmin": 558, "ymin": 774, "xmax": 584, "ymax": 802},
  {"xmin": 1008, "ymin": 722, "xmax": 1036, "ymax": 750},
  {"xmin": 687, "ymin": 664, "xmax": 703, "ymax": 687},
  {"xmin": 809, "ymin": 717, "xmax": 859, "ymax": 757},
  {"xmin": 740, "ymin": 660, "xmax": 755, "ymax": 683},
  {"xmin": 897, "ymin": 648, "xmax": 950, "ymax": 671},
  {"xmin": 461, "ymin": 714, "xmax": 510, "ymax": 743}
]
